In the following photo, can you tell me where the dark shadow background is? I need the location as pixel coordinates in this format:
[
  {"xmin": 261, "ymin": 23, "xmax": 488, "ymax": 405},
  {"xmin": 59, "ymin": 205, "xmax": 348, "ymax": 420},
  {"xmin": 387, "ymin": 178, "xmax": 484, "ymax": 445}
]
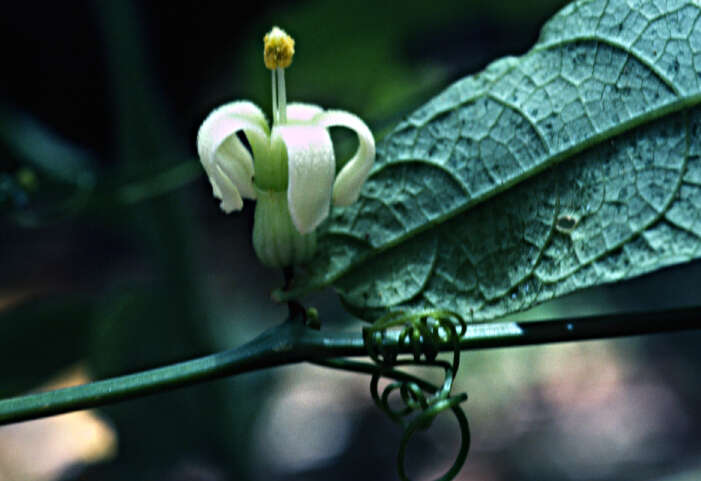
[{"xmin": 2, "ymin": 1, "xmax": 701, "ymax": 480}]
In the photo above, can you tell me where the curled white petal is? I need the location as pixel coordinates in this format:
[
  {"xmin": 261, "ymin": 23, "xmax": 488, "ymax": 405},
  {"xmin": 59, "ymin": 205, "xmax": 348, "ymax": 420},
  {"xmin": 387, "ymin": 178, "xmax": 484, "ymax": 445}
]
[
  {"xmin": 286, "ymin": 102, "xmax": 324, "ymax": 123},
  {"xmin": 211, "ymin": 100, "xmax": 269, "ymax": 131},
  {"xmin": 316, "ymin": 110, "xmax": 375, "ymax": 206},
  {"xmin": 205, "ymin": 163, "xmax": 243, "ymax": 212},
  {"xmin": 197, "ymin": 101, "xmax": 269, "ymax": 212},
  {"xmin": 275, "ymin": 124, "xmax": 335, "ymax": 234}
]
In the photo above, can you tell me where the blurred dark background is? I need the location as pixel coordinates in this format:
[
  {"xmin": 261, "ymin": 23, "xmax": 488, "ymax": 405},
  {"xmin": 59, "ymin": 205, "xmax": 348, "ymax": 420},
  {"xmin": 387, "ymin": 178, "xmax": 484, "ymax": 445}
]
[{"xmin": 2, "ymin": 1, "xmax": 701, "ymax": 480}]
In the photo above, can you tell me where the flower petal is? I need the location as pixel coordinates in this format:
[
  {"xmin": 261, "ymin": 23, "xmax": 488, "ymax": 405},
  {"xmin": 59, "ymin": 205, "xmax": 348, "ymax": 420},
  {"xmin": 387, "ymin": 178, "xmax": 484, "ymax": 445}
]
[
  {"xmin": 206, "ymin": 162, "xmax": 243, "ymax": 212},
  {"xmin": 276, "ymin": 124, "xmax": 335, "ymax": 233},
  {"xmin": 316, "ymin": 110, "xmax": 375, "ymax": 206},
  {"xmin": 286, "ymin": 103, "xmax": 324, "ymax": 123},
  {"xmin": 197, "ymin": 101, "xmax": 269, "ymax": 211}
]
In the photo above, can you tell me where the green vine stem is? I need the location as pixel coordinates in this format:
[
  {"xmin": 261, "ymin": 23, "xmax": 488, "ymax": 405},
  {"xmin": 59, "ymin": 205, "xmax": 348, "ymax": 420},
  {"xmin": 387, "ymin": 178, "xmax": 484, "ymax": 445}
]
[{"xmin": 0, "ymin": 305, "xmax": 699, "ymax": 425}]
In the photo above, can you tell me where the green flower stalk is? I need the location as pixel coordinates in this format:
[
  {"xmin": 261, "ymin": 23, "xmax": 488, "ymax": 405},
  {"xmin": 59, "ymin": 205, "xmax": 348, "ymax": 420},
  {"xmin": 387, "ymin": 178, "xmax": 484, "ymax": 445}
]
[{"xmin": 197, "ymin": 26, "xmax": 375, "ymax": 268}]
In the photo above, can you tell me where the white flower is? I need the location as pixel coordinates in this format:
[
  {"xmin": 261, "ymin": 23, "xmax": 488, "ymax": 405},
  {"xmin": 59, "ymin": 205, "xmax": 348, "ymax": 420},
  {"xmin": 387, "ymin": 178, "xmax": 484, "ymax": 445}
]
[{"xmin": 196, "ymin": 26, "xmax": 375, "ymax": 238}]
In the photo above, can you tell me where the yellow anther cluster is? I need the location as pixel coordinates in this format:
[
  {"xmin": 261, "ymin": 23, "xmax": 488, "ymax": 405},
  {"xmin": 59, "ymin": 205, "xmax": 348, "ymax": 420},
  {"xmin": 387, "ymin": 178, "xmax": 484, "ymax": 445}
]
[{"xmin": 263, "ymin": 26, "xmax": 295, "ymax": 70}]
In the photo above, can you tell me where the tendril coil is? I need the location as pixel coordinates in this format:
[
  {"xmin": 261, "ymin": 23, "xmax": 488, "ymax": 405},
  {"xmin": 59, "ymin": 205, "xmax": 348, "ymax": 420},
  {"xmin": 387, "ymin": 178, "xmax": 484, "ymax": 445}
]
[{"xmin": 363, "ymin": 310, "xmax": 471, "ymax": 481}]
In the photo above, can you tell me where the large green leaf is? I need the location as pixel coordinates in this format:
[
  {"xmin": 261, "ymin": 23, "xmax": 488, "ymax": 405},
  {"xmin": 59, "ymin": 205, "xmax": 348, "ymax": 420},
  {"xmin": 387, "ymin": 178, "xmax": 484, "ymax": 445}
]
[{"xmin": 279, "ymin": 0, "xmax": 701, "ymax": 322}]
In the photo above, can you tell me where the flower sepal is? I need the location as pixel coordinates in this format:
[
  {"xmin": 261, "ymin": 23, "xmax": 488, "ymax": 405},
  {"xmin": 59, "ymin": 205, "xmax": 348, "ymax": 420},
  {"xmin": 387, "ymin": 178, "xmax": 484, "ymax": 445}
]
[{"xmin": 252, "ymin": 188, "xmax": 316, "ymax": 268}]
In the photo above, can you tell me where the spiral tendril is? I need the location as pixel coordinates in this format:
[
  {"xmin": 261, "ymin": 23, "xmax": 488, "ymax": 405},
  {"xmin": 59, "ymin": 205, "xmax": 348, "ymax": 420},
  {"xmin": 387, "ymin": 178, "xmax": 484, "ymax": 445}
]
[{"xmin": 363, "ymin": 310, "xmax": 470, "ymax": 481}]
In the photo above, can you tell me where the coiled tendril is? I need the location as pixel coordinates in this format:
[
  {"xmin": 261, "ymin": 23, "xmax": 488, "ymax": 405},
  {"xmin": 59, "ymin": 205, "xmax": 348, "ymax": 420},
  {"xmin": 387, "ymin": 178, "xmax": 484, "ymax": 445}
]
[{"xmin": 363, "ymin": 310, "xmax": 470, "ymax": 481}]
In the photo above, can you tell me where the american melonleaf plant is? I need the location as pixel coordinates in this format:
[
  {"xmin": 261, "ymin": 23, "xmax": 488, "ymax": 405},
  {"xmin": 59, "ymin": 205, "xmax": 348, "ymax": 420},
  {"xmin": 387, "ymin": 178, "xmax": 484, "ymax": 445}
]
[{"xmin": 2, "ymin": 1, "xmax": 701, "ymax": 480}]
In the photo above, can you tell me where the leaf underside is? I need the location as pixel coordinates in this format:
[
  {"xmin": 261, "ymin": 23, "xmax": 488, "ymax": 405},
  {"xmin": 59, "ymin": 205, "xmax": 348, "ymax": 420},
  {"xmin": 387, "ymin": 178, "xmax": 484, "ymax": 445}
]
[{"xmin": 282, "ymin": 0, "xmax": 701, "ymax": 322}]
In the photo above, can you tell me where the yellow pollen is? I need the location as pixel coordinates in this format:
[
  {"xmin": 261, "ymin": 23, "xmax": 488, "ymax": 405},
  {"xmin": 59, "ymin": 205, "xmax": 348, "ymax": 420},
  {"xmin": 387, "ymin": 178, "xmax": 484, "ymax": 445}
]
[{"xmin": 263, "ymin": 26, "xmax": 295, "ymax": 70}]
